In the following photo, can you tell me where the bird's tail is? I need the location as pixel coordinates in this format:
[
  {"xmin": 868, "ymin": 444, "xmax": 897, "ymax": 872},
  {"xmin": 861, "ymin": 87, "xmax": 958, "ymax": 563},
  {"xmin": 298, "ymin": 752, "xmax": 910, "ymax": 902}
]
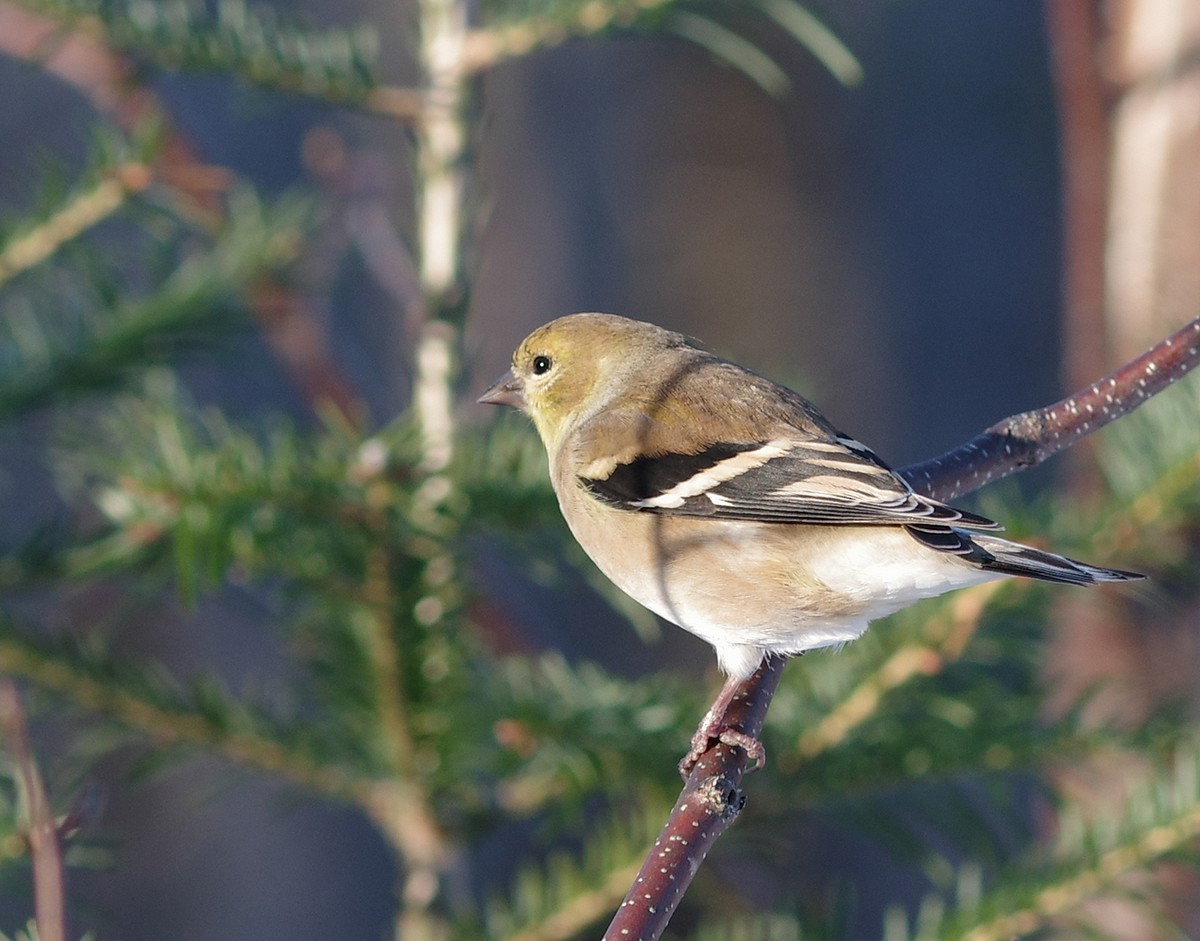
[{"xmin": 969, "ymin": 533, "xmax": 1143, "ymax": 586}]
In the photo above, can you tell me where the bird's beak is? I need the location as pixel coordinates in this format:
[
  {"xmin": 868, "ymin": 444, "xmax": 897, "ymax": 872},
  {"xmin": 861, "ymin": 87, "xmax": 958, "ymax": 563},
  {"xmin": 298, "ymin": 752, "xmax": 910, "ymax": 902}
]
[{"xmin": 477, "ymin": 369, "xmax": 526, "ymax": 409}]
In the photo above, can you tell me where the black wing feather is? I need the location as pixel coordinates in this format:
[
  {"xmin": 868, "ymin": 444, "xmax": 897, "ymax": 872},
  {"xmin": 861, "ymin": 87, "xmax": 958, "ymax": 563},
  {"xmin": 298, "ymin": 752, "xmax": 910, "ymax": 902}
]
[
  {"xmin": 582, "ymin": 444, "xmax": 747, "ymax": 512},
  {"xmin": 581, "ymin": 439, "xmax": 1001, "ymax": 530}
]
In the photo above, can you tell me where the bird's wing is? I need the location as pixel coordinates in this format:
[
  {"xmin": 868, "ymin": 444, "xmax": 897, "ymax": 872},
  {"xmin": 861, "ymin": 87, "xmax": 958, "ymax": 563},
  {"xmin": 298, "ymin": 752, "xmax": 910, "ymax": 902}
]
[
  {"xmin": 575, "ymin": 359, "xmax": 999, "ymax": 530},
  {"xmin": 580, "ymin": 435, "xmax": 999, "ymax": 528}
]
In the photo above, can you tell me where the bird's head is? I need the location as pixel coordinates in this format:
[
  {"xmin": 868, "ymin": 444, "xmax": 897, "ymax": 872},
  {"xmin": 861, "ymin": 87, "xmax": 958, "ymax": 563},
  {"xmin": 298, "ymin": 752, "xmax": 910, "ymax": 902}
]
[{"xmin": 479, "ymin": 312, "xmax": 688, "ymax": 449}]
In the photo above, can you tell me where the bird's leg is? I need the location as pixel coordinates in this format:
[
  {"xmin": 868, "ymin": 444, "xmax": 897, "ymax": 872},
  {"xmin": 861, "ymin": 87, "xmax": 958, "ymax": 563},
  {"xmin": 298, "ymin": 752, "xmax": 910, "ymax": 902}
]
[{"xmin": 679, "ymin": 673, "xmax": 766, "ymax": 777}]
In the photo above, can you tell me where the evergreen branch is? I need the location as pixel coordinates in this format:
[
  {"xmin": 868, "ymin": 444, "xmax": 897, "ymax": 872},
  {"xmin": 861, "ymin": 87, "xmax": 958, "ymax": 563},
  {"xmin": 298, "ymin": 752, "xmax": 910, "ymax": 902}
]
[
  {"xmin": 462, "ymin": 0, "xmax": 676, "ymax": 73},
  {"xmin": 5, "ymin": 0, "xmax": 422, "ymax": 119},
  {"xmin": 1094, "ymin": 445, "xmax": 1200, "ymax": 563},
  {"xmin": 354, "ymin": 2, "xmax": 480, "ymax": 929},
  {"xmin": 611, "ymin": 318, "xmax": 1200, "ymax": 940},
  {"xmin": 941, "ymin": 742, "xmax": 1200, "ymax": 941},
  {"xmin": 464, "ymin": 0, "xmax": 861, "ymax": 89},
  {"xmin": 1091, "ymin": 375, "xmax": 1200, "ymax": 557},
  {"xmin": 5, "ymin": 402, "xmax": 384, "ymax": 594},
  {"xmin": 0, "ymin": 284, "xmax": 236, "ymax": 422},
  {"xmin": 496, "ymin": 849, "xmax": 648, "ymax": 941},
  {"xmin": 0, "ymin": 189, "xmax": 304, "ymax": 420},
  {"xmin": 0, "ymin": 629, "xmax": 370, "ymax": 805},
  {"xmin": 1125, "ymin": 452, "xmax": 1200, "ymax": 523},
  {"xmin": 356, "ymin": 507, "xmax": 455, "ymax": 927},
  {"xmin": 7, "ymin": 393, "xmax": 458, "ymax": 918},
  {"xmin": 499, "ymin": 856, "xmax": 645, "ymax": 941},
  {"xmin": 792, "ymin": 582, "xmax": 1002, "ymax": 762},
  {"xmin": 689, "ymin": 913, "xmax": 816, "ymax": 941},
  {"xmin": 362, "ymin": 545, "xmax": 421, "ymax": 780},
  {"xmin": 360, "ymin": 87, "xmax": 426, "ymax": 122},
  {"xmin": 0, "ymin": 163, "xmax": 150, "ymax": 290},
  {"xmin": 456, "ymin": 420, "xmax": 559, "ymax": 529},
  {"xmin": 482, "ymin": 800, "xmax": 672, "ymax": 941},
  {"xmin": 788, "ymin": 709, "xmax": 1165, "ymax": 812},
  {"xmin": 490, "ymin": 656, "xmax": 694, "ymax": 814}
]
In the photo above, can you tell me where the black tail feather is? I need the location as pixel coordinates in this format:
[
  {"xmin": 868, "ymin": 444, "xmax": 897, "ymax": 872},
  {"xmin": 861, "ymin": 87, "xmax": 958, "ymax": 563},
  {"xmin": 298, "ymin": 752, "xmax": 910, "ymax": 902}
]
[{"xmin": 905, "ymin": 527, "xmax": 1143, "ymax": 586}]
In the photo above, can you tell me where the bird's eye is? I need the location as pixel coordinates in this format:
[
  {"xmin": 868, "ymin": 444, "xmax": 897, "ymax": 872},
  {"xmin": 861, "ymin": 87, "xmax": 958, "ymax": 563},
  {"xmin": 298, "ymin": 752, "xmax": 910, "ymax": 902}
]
[{"xmin": 532, "ymin": 355, "xmax": 553, "ymax": 375}]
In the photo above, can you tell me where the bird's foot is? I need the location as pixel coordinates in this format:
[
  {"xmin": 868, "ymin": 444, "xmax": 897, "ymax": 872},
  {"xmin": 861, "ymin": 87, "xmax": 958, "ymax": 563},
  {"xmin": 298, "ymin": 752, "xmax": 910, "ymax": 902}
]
[{"xmin": 678, "ymin": 723, "xmax": 766, "ymax": 778}]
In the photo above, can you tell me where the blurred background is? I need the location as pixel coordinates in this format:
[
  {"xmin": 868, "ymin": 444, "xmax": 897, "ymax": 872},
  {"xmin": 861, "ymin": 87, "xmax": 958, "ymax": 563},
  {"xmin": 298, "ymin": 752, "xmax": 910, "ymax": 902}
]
[{"xmin": 1, "ymin": 1, "xmax": 1198, "ymax": 939}]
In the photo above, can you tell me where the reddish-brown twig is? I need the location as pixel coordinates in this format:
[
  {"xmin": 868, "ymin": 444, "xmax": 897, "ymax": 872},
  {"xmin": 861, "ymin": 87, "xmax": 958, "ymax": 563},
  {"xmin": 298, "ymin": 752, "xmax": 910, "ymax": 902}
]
[
  {"xmin": 902, "ymin": 314, "xmax": 1200, "ymax": 503},
  {"xmin": 606, "ymin": 314, "xmax": 1200, "ymax": 941},
  {"xmin": 602, "ymin": 655, "xmax": 785, "ymax": 941},
  {"xmin": 0, "ymin": 680, "xmax": 66, "ymax": 941}
]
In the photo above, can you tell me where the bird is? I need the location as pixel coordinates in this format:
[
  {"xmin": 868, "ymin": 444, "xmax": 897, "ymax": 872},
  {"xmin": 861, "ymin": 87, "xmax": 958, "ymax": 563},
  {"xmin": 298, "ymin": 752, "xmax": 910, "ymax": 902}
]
[{"xmin": 478, "ymin": 312, "xmax": 1141, "ymax": 772}]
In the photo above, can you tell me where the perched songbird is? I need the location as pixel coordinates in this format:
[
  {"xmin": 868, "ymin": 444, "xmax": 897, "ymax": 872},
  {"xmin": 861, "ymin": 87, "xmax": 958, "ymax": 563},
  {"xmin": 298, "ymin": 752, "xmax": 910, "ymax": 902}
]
[{"xmin": 479, "ymin": 312, "xmax": 1141, "ymax": 770}]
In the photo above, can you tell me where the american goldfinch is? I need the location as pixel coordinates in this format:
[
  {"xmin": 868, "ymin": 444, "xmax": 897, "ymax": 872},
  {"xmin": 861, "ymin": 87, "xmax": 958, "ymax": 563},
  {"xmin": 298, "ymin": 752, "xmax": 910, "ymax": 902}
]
[{"xmin": 479, "ymin": 312, "xmax": 1141, "ymax": 769}]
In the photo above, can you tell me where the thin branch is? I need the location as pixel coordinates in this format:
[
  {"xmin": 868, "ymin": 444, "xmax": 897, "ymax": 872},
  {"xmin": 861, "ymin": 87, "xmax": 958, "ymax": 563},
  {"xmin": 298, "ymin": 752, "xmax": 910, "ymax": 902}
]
[
  {"xmin": 0, "ymin": 635, "xmax": 370, "ymax": 805},
  {"xmin": 959, "ymin": 793, "xmax": 1200, "ymax": 941},
  {"xmin": 0, "ymin": 163, "xmax": 151, "ymax": 289},
  {"xmin": 0, "ymin": 680, "xmax": 67, "ymax": 941},
  {"xmin": 0, "ymin": 624, "xmax": 451, "ymax": 938},
  {"xmin": 610, "ymin": 315, "xmax": 1200, "ymax": 940},
  {"xmin": 1, "ymin": 0, "xmax": 422, "ymax": 123},
  {"xmin": 357, "ymin": 503, "xmax": 454, "ymax": 927},
  {"xmin": 902, "ymin": 314, "xmax": 1200, "ymax": 503},
  {"xmin": 602, "ymin": 655, "xmax": 785, "ymax": 941},
  {"xmin": 362, "ymin": 86, "xmax": 427, "ymax": 122},
  {"xmin": 460, "ymin": 0, "xmax": 675, "ymax": 74},
  {"xmin": 365, "ymin": 1, "xmax": 473, "ymax": 934}
]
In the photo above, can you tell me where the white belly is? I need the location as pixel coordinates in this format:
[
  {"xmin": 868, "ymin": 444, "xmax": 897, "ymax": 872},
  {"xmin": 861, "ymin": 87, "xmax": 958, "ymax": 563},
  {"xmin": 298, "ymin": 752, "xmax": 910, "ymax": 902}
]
[{"xmin": 557, "ymin": 477, "xmax": 1000, "ymax": 680}]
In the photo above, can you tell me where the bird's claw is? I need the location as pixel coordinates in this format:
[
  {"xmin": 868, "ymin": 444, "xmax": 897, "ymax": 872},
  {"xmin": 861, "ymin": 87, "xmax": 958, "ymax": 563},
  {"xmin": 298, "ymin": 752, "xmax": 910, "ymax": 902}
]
[{"xmin": 678, "ymin": 725, "xmax": 766, "ymax": 778}]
